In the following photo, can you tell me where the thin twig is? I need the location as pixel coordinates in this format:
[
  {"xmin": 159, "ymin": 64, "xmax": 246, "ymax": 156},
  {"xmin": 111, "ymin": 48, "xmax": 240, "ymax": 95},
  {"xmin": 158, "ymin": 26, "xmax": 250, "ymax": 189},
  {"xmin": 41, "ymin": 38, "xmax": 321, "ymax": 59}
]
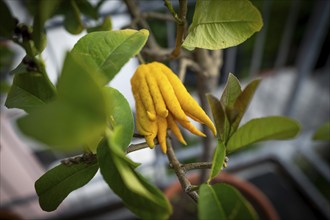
[
  {"xmin": 185, "ymin": 185, "xmax": 200, "ymax": 192},
  {"xmin": 142, "ymin": 47, "xmax": 173, "ymax": 61},
  {"xmin": 126, "ymin": 139, "xmax": 159, "ymax": 154},
  {"xmin": 124, "ymin": 0, "xmax": 176, "ymax": 61},
  {"xmin": 126, "ymin": 142, "xmax": 149, "ymax": 154},
  {"xmin": 178, "ymin": 57, "xmax": 203, "ymax": 81},
  {"xmin": 163, "ymin": 0, "xmax": 182, "ymax": 23},
  {"xmin": 170, "ymin": 0, "xmax": 187, "ymax": 58},
  {"xmin": 181, "ymin": 162, "xmax": 212, "ymax": 171},
  {"xmin": 124, "ymin": 0, "xmax": 160, "ymax": 50},
  {"xmin": 166, "ymin": 137, "xmax": 199, "ymax": 203}
]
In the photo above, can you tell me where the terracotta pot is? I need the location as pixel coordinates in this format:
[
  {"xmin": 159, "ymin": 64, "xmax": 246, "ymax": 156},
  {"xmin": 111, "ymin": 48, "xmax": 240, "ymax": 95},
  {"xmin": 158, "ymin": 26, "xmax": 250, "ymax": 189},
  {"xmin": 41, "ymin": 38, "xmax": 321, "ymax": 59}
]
[{"xmin": 164, "ymin": 172, "xmax": 279, "ymax": 220}]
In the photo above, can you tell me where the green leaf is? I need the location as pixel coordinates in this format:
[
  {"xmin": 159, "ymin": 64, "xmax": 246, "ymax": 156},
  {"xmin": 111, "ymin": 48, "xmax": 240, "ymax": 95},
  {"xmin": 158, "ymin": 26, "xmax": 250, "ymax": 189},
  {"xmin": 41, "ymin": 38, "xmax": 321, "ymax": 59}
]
[
  {"xmin": 32, "ymin": 0, "xmax": 62, "ymax": 52},
  {"xmin": 183, "ymin": 0, "xmax": 263, "ymax": 50},
  {"xmin": 103, "ymin": 87, "xmax": 134, "ymax": 151},
  {"xmin": 0, "ymin": 81, "xmax": 10, "ymax": 94},
  {"xmin": 199, "ymin": 184, "xmax": 226, "ymax": 220},
  {"xmin": 17, "ymin": 52, "xmax": 107, "ymax": 151},
  {"xmin": 56, "ymin": 53, "xmax": 105, "ymax": 112},
  {"xmin": 77, "ymin": 0, "xmax": 98, "ymax": 20},
  {"xmin": 87, "ymin": 16, "xmax": 112, "ymax": 33},
  {"xmin": 208, "ymin": 141, "xmax": 226, "ymax": 183},
  {"xmin": 5, "ymin": 61, "xmax": 56, "ymax": 113},
  {"xmin": 227, "ymin": 116, "xmax": 301, "ymax": 152},
  {"xmin": 216, "ymin": 184, "xmax": 258, "ymax": 220},
  {"xmin": 0, "ymin": 0, "xmax": 16, "ymax": 38},
  {"xmin": 71, "ymin": 29, "xmax": 149, "ymax": 84},
  {"xmin": 220, "ymin": 73, "xmax": 242, "ymax": 108},
  {"xmin": 18, "ymin": 101, "xmax": 103, "ymax": 150},
  {"xmin": 35, "ymin": 161, "xmax": 98, "ymax": 211},
  {"xmin": 313, "ymin": 121, "xmax": 330, "ymax": 141},
  {"xmin": 97, "ymin": 134, "xmax": 172, "ymax": 220},
  {"xmin": 220, "ymin": 73, "xmax": 242, "ymax": 133},
  {"xmin": 207, "ymin": 94, "xmax": 228, "ymax": 141},
  {"xmin": 6, "ymin": 84, "xmax": 50, "ymax": 112},
  {"xmin": 230, "ymin": 79, "xmax": 261, "ymax": 135},
  {"xmin": 199, "ymin": 183, "xmax": 257, "ymax": 220},
  {"xmin": 64, "ymin": 0, "xmax": 84, "ymax": 34}
]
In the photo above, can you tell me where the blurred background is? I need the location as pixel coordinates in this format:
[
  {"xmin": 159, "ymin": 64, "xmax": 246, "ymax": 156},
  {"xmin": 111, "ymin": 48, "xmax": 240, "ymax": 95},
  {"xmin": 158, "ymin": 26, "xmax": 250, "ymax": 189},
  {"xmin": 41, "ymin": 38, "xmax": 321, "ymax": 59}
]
[{"xmin": 0, "ymin": 0, "xmax": 329, "ymax": 219}]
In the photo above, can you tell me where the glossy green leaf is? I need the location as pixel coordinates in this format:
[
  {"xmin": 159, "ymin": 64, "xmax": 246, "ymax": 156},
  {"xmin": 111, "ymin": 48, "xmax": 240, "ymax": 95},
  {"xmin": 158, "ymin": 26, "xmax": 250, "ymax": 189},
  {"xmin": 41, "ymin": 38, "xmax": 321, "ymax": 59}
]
[
  {"xmin": 6, "ymin": 83, "xmax": 50, "ymax": 112},
  {"xmin": 17, "ymin": 53, "xmax": 107, "ymax": 151},
  {"xmin": 183, "ymin": 0, "xmax": 263, "ymax": 50},
  {"xmin": 220, "ymin": 73, "xmax": 242, "ymax": 132},
  {"xmin": 103, "ymin": 87, "xmax": 134, "ymax": 151},
  {"xmin": 87, "ymin": 16, "xmax": 112, "ymax": 33},
  {"xmin": 64, "ymin": 0, "xmax": 84, "ymax": 34},
  {"xmin": 199, "ymin": 183, "xmax": 257, "ymax": 220},
  {"xmin": 5, "ymin": 61, "xmax": 56, "ymax": 113},
  {"xmin": 18, "ymin": 101, "xmax": 102, "ymax": 150},
  {"xmin": 71, "ymin": 29, "xmax": 149, "ymax": 84},
  {"xmin": 207, "ymin": 94, "xmax": 228, "ymax": 141},
  {"xmin": 56, "ymin": 53, "xmax": 104, "ymax": 112},
  {"xmin": 230, "ymin": 79, "xmax": 261, "ymax": 135},
  {"xmin": 97, "ymin": 133, "xmax": 172, "ymax": 220},
  {"xmin": 313, "ymin": 121, "xmax": 330, "ymax": 141},
  {"xmin": 32, "ymin": 0, "xmax": 62, "ymax": 52},
  {"xmin": 216, "ymin": 184, "xmax": 258, "ymax": 220},
  {"xmin": 0, "ymin": 0, "xmax": 16, "ymax": 38},
  {"xmin": 227, "ymin": 116, "xmax": 301, "ymax": 152},
  {"xmin": 208, "ymin": 141, "xmax": 226, "ymax": 183},
  {"xmin": 220, "ymin": 73, "xmax": 242, "ymax": 108},
  {"xmin": 199, "ymin": 184, "xmax": 226, "ymax": 220},
  {"xmin": 35, "ymin": 161, "xmax": 98, "ymax": 211}
]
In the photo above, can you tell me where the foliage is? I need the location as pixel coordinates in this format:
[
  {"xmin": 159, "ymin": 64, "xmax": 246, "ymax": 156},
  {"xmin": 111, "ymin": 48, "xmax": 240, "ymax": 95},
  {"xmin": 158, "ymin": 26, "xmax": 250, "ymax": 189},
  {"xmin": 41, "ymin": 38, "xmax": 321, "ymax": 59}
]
[
  {"xmin": 71, "ymin": 29, "xmax": 149, "ymax": 84},
  {"xmin": 183, "ymin": 0, "xmax": 263, "ymax": 50},
  {"xmin": 207, "ymin": 73, "xmax": 301, "ymax": 182},
  {"xmin": 313, "ymin": 121, "xmax": 330, "ymax": 141},
  {"xmin": 97, "ymin": 132, "xmax": 172, "ymax": 220},
  {"xmin": 35, "ymin": 159, "xmax": 98, "ymax": 211},
  {"xmin": 5, "ymin": 58, "xmax": 56, "ymax": 113},
  {"xmin": 199, "ymin": 183, "xmax": 257, "ymax": 220},
  {"xmin": 0, "ymin": 0, "xmax": 302, "ymax": 220}
]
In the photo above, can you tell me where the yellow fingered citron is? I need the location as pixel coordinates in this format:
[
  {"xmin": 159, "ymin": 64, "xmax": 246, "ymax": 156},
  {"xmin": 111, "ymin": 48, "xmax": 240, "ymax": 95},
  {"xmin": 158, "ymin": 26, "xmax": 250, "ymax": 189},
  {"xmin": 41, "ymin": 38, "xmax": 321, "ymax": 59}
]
[
  {"xmin": 145, "ymin": 66, "xmax": 168, "ymax": 118},
  {"xmin": 131, "ymin": 61, "xmax": 217, "ymax": 153},
  {"xmin": 159, "ymin": 62, "xmax": 217, "ymax": 136},
  {"xmin": 167, "ymin": 113, "xmax": 187, "ymax": 145}
]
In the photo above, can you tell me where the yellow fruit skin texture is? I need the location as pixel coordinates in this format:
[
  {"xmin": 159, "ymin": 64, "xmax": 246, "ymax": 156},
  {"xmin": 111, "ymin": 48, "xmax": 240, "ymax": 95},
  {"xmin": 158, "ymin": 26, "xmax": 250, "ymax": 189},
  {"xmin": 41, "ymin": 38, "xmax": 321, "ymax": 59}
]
[
  {"xmin": 167, "ymin": 113, "xmax": 186, "ymax": 145},
  {"xmin": 159, "ymin": 63, "xmax": 217, "ymax": 136},
  {"xmin": 145, "ymin": 66, "xmax": 168, "ymax": 118},
  {"xmin": 131, "ymin": 62, "xmax": 216, "ymax": 153}
]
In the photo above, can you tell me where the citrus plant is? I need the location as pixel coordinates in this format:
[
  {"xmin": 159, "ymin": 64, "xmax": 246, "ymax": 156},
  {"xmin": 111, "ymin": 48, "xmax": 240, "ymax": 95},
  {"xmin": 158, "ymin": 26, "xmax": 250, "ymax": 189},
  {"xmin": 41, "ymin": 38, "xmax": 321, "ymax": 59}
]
[{"xmin": 1, "ymin": 0, "xmax": 301, "ymax": 219}]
